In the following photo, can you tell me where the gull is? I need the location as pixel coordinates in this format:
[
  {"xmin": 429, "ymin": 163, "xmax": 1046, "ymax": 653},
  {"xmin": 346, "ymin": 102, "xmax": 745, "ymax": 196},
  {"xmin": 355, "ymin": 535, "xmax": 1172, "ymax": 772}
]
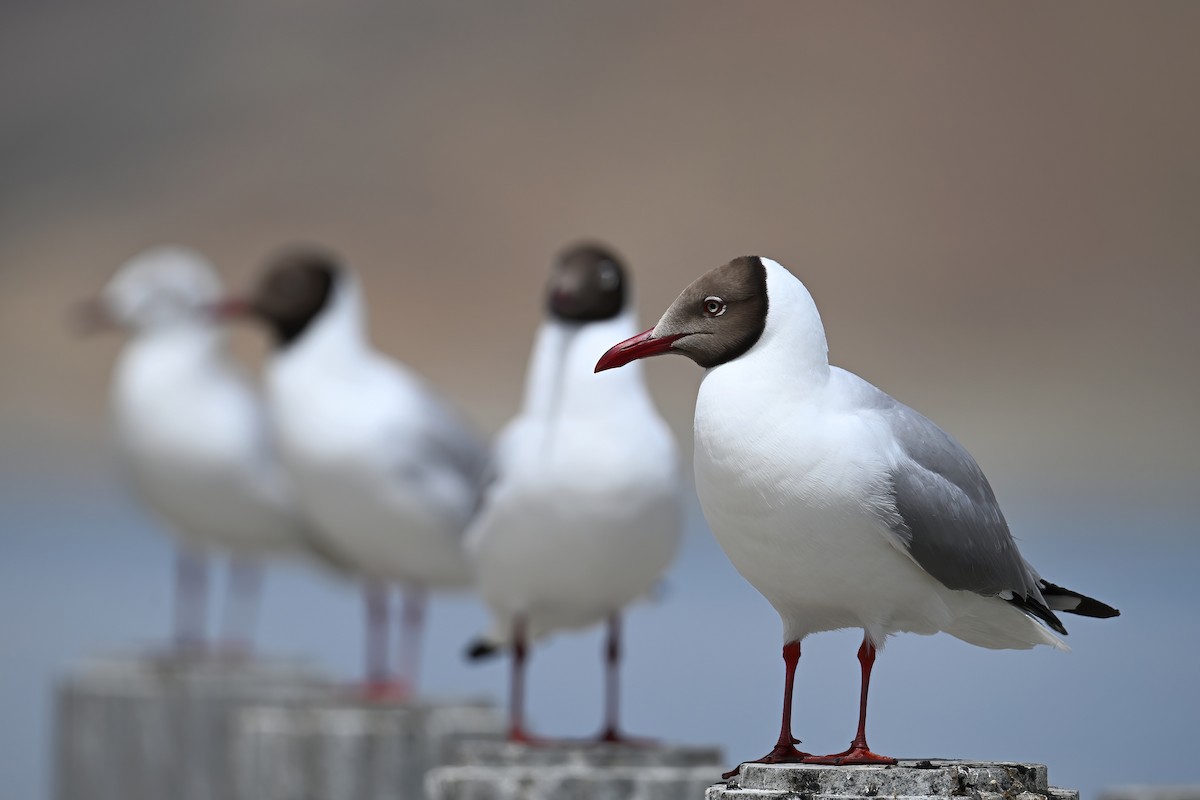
[
  {"xmin": 225, "ymin": 246, "xmax": 489, "ymax": 697},
  {"xmin": 596, "ymin": 255, "xmax": 1118, "ymax": 771},
  {"xmin": 79, "ymin": 246, "xmax": 314, "ymax": 654},
  {"xmin": 465, "ymin": 243, "xmax": 681, "ymax": 741}
]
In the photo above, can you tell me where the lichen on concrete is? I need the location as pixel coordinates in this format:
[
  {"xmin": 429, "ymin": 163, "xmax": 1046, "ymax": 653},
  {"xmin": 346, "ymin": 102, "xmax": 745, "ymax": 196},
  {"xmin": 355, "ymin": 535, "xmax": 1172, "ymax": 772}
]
[{"xmin": 706, "ymin": 760, "xmax": 1078, "ymax": 800}]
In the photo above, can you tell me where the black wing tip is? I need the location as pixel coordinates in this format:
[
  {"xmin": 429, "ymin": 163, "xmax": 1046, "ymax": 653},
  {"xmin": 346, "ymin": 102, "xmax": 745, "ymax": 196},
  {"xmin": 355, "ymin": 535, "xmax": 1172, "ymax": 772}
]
[
  {"xmin": 1040, "ymin": 580, "xmax": 1121, "ymax": 619},
  {"xmin": 1068, "ymin": 596, "xmax": 1121, "ymax": 619},
  {"xmin": 465, "ymin": 639, "xmax": 501, "ymax": 661}
]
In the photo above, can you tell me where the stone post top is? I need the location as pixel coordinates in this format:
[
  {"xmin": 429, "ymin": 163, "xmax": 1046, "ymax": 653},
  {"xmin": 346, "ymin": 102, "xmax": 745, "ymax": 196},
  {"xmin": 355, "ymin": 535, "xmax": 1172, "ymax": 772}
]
[
  {"xmin": 442, "ymin": 736, "xmax": 725, "ymax": 768},
  {"xmin": 710, "ymin": 760, "xmax": 1079, "ymax": 800},
  {"xmin": 60, "ymin": 651, "xmax": 329, "ymax": 683},
  {"xmin": 427, "ymin": 737, "xmax": 727, "ymax": 800}
]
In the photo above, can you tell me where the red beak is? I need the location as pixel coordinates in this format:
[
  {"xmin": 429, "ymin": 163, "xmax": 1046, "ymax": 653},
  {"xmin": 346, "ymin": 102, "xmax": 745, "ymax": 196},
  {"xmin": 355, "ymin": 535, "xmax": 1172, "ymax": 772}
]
[
  {"xmin": 594, "ymin": 328, "xmax": 682, "ymax": 372},
  {"xmin": 208, "ymin": 297, "xmax": 253, "ymax": 320}
]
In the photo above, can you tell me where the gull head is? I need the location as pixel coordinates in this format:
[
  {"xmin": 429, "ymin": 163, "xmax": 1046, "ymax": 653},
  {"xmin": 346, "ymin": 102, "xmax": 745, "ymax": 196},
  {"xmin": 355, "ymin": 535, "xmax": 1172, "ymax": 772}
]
[
  {"xmin": 595, "ymin": 255, "xmax": 769, "ymax": 371},
  {"xmin": 219, "ymin": 245, "xmax": 341, "ymax": 347},
  {"xmin": 545, "ymin": 242, "xmax": 627, "ymax": 324},
  {"xmin": 77, "ymin": 246, "xmax": 222, "ymax": 335}
]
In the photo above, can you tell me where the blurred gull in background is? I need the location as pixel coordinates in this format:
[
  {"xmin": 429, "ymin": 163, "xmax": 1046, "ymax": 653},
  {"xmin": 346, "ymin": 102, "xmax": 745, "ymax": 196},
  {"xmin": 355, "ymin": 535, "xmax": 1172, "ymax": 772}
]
[
  {"xmin": 465, "ymin": 243, "xmax": 682, "ymax": 741},
  {"xmin": 597, "ymin": 256, "xmax": 1119, "ymax": 773},
  {"xmin": 226, "ymin": 245, "xmax": 490, "ymax": 698},
  {"xmin": 77, "ymin": 246, "xmax": 318, "ymax": 655}
]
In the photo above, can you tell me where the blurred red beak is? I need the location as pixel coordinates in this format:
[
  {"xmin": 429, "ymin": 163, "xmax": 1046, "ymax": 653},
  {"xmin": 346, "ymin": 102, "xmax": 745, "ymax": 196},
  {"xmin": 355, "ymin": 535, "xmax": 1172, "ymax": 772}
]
[
  {"xmin": 595, "ymin": 328, "xmax": 681, "ymax": 372},
  {"xmin": 70, "ymin": 299, "xmax": 118, "ymax": 336},
  {"xmin": 208, "ymin": 297, "xmax": 253, "ymax": 320}
]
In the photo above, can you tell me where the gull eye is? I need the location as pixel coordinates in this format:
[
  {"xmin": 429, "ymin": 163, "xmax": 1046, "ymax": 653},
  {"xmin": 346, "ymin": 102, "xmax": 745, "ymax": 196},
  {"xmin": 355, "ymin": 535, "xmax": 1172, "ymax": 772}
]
[
  {"xmin": 703, "ymin": 296, "xmax": 726, "ymax": 317},
  {"xmin": 597, "ymin": 262, "xmax": 619, "ymax": 290}
]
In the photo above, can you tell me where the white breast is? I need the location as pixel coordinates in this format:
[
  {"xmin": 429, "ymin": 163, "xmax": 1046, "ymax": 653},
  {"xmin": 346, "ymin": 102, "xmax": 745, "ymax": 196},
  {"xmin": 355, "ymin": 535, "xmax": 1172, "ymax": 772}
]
[
  {"xmin": 692, "ymin": 349, "xmax": 956, "ymax": 644},
  {"xmin": 112, "ymin": 333, "xmax": 303, "ymax": 556},
  {"xmin": 466, "ymin": 314, "xmax": 682, "ymax": 641}
]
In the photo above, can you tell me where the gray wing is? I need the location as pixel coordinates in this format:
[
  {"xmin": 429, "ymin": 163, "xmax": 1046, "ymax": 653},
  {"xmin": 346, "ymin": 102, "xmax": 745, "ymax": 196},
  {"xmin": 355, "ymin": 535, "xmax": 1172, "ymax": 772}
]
[
  {"xmin": 409, "ymin": 387, "xmax": 493, "ymax": 514},
  {"xmin": 873, "ymin": 392, "xmax": 1044, "ymax": 604}
]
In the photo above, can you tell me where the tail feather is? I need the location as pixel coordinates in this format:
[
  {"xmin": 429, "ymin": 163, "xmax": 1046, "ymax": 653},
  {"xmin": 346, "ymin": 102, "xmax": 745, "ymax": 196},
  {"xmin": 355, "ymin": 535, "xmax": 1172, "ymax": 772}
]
[
  {"xmin": 464, "ymin": 637, "xmax": 502, "ymax": 661},
  {"xmin": 1039, "ymin": 580, "xmax": 1120, "ymax": 619},
  {"xmin": 1006, "ymin": 592, "xmax": 1069, "ymax": 635}
]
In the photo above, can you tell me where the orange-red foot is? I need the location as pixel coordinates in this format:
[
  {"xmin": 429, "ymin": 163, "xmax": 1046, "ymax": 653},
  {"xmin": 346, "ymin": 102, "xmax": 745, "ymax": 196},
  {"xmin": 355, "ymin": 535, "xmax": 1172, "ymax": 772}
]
[
  {"xmin": 595, "ymin": 728, "xmax": 657, "ymax": 747},
  {"xmin": 804, "ymin": 745, "xmax": 896, "ymax": 766},
  {"xmin": 506, "ymin": 727, "xmax": 556, "ymax": 746},
  {"xmin": 357, "ymin": 679, "xmax": 411, "ymax": 703},
  {"xmin": 722, "ymin": 742, "xmax": 812, "ymax": 779}
]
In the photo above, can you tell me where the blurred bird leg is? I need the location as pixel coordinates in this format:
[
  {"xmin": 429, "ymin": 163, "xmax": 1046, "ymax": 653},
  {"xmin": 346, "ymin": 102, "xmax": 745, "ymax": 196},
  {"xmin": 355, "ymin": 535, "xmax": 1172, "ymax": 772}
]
[
  {"xmin": 508, "ymin": 616, "xmax": 534, "ymax": 742},
  {"xmin": 359, "ymin": 584, "xmax": 411, "ymax": 701},
  {"xmin": 597, "ymin": 613, "xmax": 651, "ymax": 744},
  {"xmin": 219, "ymin": 557, "xmax": 263, "ymax": 658},
  {"xmin": 398, "ymin": 588, "xmax": 426, "ymax": 696},
  {"xmin": 804, "ymin": 635, "xmax": 896, "ymax": 765},
  {"xmin": 723, "ymin": 640, "xmax": 810, "ymax": 779},
  {"xmin": 173, "ymin": 547, "xmax": 209, "ymax": 655}
]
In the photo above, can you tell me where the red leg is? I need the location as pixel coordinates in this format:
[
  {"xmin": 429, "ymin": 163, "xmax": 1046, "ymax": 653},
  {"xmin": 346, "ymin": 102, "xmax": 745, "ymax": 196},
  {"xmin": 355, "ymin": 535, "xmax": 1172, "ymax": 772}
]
[
  {"xmin": 397, "ymin": 588, "xmax": 426, "ymax": 696},
  {"xmin": 508, "ymin": 616, "xmax": 537, "ymax": 742},
  {"xmin": 804, "ymin": 635, "xmax": 897, "ymax": 765},
  {"xmin": 361, "ymin": 584, "xmax": 405, "ymax": 701},
  {"xmin": 723, "ymin": 640, "xmax": 811, "ymax": 779},
  {"xmin": 596, "ymin": 613, "xmax": 653, "ymax": 744}
]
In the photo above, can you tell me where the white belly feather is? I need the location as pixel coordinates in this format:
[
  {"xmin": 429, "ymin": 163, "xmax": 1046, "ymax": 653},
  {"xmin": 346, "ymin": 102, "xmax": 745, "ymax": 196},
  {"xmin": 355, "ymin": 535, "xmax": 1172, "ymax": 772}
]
[{"xmin": 693, "ymin": 360, "xmax": 1059, "ymax": 650}]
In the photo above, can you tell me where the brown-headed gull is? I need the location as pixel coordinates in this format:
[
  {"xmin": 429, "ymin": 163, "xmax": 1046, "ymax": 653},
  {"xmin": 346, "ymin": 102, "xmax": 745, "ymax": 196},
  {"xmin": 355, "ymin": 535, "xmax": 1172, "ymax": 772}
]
[
  {"xmin": 596, "ymin": 255, "xmax": 1118, "ymax": 773},
  {"xmin": 465, "ymin": 243, "xmax": 681, "ymax": 741},
  {"xmin": 222, "ymin": 246, "xmax": 489, "ymax": 698}
]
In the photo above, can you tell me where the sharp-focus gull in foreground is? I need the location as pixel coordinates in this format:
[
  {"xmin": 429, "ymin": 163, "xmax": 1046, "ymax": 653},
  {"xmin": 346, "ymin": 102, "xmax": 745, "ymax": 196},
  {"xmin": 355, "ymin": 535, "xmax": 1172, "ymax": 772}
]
[
  {"xmin": 596, "ymin": 256, "xmax": 1118, "ymax": 772},
  {"xmin": 80, "ymin": 246, "xmax": 316, "ymax": 654},
  {"xmin": 466, "ymin": 243, "xmax": 681, "ymax": 741},
  {"xmin": 226, "ymin": 246, "xmax": 489, "ymax": 698}
]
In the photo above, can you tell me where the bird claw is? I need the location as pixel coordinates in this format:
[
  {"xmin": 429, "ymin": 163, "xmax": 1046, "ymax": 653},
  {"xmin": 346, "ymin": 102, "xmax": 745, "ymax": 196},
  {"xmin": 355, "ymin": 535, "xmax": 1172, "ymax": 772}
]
[
  {"xmin": 596, "ymin": 728, "xmax": 657, "ymax": 747},
  {"xmin": 803, "ymin": 744, "xmax": 896, "ymax": 766},
  {"xmin": 722, "ymin": 743, "xmax": 813, "ymax": 779},
  {"xmin": 357, "ymin": 679, "xmax": 412, "ymax": 704}
]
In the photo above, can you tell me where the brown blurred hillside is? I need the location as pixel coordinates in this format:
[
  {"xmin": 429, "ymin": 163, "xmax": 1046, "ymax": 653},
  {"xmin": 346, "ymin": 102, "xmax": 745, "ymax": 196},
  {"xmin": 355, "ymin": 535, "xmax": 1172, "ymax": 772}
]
[{"xmin": 2, "ymin": 0, "xmax": 1197, "ymax": 509}]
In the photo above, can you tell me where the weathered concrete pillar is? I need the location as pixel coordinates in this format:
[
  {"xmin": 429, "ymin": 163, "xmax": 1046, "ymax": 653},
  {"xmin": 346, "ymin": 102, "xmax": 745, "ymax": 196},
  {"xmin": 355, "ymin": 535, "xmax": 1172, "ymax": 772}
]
[
  {"xmin": 230, "ymin": 698, "xmax": 504, "ymax": 800},
  {"xmin": 54, "ymin": 653, "xmax": 333, "ymax": 800},
  {"xmin": 425, "ymin": 738, "xmax": 725, "ymax": 800},
  {"xmin": 707, "ymin": 760, "xmax": 1079, "ymax": 800}
]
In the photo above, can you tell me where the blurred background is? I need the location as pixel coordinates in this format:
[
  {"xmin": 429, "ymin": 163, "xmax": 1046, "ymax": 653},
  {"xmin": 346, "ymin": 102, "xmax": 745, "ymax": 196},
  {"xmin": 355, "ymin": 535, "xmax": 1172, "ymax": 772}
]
[{"xmin": 2, "ymin": 1, "xmax": 1197, "ymax": 798}]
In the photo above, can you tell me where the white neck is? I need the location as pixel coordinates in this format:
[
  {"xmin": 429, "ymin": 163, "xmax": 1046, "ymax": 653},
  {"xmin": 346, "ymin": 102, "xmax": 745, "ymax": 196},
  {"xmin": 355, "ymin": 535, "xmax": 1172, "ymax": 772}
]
[
  {"xmin": 283, "ymin": 273, "xmax": 371, "ymax": 365},
  {"xmin": 754, "ymin": 258, "xmax": 830, "ymax": 379},
  {"xmin": 522, "ymin": 308, "xmax": 654, "ymax": 420},
  {"xmin": 130, "ymin": 321, "xmax": 227, "ymax": 358},
  {"xmin": 696, "ymin": 260, "xmax": 831, "ymax": 418},
  {"xmin": 113, "ymin": 324, "xmax": 237, "ymax": 418}
]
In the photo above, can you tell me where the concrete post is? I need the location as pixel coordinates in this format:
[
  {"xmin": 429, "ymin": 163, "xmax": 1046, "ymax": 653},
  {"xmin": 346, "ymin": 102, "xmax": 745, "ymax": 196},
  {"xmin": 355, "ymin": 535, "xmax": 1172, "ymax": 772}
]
[
  {"xmin": 426, "ymin": 738, "xmax": 726, "ymax": 800},
  {"xmin": 707, "ymin": 760, "xmax": 1079, "ymax": 800},
  {"xmin": 54, "ymin": 653, "xmax": 332, "ymax": 800},
  {"xmin": 230, "ymin": 698, "xmax": 504, "ymax": 800}
]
